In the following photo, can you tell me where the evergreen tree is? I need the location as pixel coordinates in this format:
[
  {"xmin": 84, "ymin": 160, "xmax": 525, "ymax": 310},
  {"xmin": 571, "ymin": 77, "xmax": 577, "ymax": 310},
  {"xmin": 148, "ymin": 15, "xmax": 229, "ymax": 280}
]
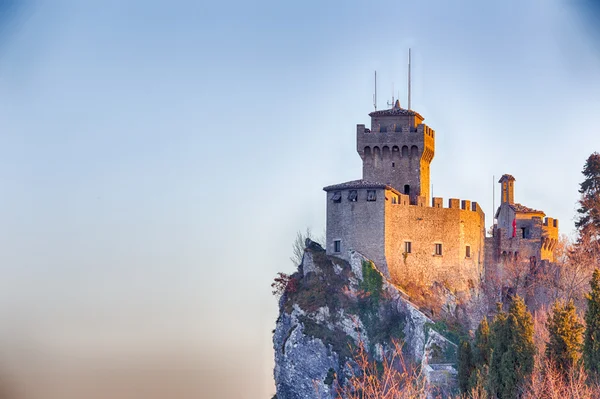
[
  {"xmin": 576, "ymin": 152, "xmax": 600, "ymax": 256},
  {"xmin": 546, "ymin": 299, "xmax": 584, "ymax": 373},
  {"xmin": 457, "ymin": 340, "xmax": 474, "ymax": 394},
  {"xmin": 473, "ymin": 316, "xmax": 491, "ymax": 366},
  {"xmin": 488, "ymin": 296, "xmax": 535, "ymax": 399},
  {"xmin": 584, "ymin": 269, "xmax": 600, "ymax": 375},
  {"xmin": 467, "ymin": 316, "xmax": 491, "ymax": 393}
]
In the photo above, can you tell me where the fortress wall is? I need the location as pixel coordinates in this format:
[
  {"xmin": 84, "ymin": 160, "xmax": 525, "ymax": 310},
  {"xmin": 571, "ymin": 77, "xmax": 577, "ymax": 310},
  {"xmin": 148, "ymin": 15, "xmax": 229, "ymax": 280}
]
[
  {"xmin": 492, "ymin": 214, "xmax": 556, "ymax": 263},
  {"xmin": 325, "ymin": 187, "xmax": 388, "ymax": 275},
  {"xmin": 384, "ymin": 198, "xmax": 485, "ymax": 292}
]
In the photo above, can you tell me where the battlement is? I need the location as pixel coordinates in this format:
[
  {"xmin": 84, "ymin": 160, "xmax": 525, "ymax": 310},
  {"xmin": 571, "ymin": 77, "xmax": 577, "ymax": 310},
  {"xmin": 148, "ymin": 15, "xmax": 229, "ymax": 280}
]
[
  {"xmin": 417, "ymin": 124, "xmax": 435, "ymax": 138},
  {"xmin": 543, "ymin": 217, "xmax": 558, "ymax": 228},
  {"xmin": 541, "ymin": 216, "xmax": 559, "ymax": 255},
  {"xmin": 357, "ymin": 123, "xmax": 435, "ymax": 138},
  {"xmin": 427, "ymin": 197, "xmax": 482, "ymax": 213}
]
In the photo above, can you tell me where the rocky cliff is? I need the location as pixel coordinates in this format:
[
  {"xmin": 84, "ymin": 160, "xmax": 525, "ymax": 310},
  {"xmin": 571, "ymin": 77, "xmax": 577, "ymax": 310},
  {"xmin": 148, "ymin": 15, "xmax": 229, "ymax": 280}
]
[{"xmin": 273, "ymin": 241, "xmax": 459, "ymax": 399}]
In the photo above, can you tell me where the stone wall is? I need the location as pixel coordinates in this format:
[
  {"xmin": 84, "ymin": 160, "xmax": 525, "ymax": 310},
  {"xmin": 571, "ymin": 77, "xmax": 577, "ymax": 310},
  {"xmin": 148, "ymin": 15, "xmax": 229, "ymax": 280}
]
[
  {"xmin": 384, "ymin": 197, "xmax": 485, "ymax": 292},
  {"xmin": 325, "ymin": 186, "xmax": 388, "ymax": 276}
]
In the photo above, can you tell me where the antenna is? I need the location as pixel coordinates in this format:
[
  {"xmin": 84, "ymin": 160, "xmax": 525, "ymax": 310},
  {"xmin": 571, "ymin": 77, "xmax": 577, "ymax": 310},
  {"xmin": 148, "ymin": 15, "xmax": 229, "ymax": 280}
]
[
  {"xmin": 373, "ymin": 71, "xmax": 377, "ymax": 111},
  {"xmin": 387, "ymin": 82, "xmax": 395, "ymax": 108},
  {"xmin": 493, "ymin": 175, "xmax": 496, "ymax": 227},
  {"xmin": 408, "ymin": 48, "xmax": 412, "ymax": 110}
]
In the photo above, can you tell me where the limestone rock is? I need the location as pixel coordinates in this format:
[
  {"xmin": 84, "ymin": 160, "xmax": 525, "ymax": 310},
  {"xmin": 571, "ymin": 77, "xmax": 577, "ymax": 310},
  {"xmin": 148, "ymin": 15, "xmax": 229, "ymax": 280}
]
[{"xmin": 273, "ymin": 248, "xmax": 459, "ymax": 398}]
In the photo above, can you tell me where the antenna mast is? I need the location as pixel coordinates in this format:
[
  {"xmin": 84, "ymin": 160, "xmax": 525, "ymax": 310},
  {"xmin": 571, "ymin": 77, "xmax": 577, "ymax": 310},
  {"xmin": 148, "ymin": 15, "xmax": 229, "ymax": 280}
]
[
  {"xmin": 373, "ymin": 71, "xmax": 377, "ymax": 111},
  {"xmin": 493, "ymin": 175, "xmax": 496, "ymax": 229},
  {"xmin": 408, "ymin": 48, "xmax": 412, "ymax": 110},
  {"xmin": 387, "ymin": 82, "xmax": 395, "ymax": 108}
]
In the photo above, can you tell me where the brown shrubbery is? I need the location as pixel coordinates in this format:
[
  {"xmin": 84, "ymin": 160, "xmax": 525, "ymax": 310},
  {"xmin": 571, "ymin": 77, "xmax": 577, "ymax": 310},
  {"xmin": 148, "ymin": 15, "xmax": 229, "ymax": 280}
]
[{"xmin": 332, "ymin": 339, "xmax": 428, "ymax": 399}]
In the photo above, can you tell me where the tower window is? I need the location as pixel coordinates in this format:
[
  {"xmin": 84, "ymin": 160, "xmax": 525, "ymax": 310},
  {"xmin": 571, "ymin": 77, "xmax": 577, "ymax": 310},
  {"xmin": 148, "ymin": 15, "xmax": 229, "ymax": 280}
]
[
  {"xmin": 348, "ymin": 190, "xmax": 357, "ymax": 202},
  {"xmin": 332, "ymin": 191, "xmax": 341, "ymax": 203},
  {"xmin": 367, "ymin": 190, "xmax": 376, "ymax": 201},
  {"xmin": 404, "ymin": 185, "xmax": 410, "ymax": 195},
  {"xmin": 334, "ymin": 240, "xmax": 341, "ymax": 253},
  {"xmin": 434, "ymin": 243, "xmax": 443, "ymax": 256},
  {"xmin": 466, "ymin": 246, "xmax": 471, "ymax": 258},
  {"xmin": 404, "ymin": 241, "xmax": 412, "ymax": 254},
  {"xmin": 392, "ymin": 162, "xmax": 395, "ymax": 168}
]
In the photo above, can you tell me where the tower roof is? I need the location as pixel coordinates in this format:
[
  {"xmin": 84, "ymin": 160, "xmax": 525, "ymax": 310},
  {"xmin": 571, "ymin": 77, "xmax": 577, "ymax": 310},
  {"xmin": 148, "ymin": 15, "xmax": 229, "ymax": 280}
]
[
  {"xmin": 323, "ymin": 179, "xmax": 400, "ymax": 195},
  {"xmin": 498, "ymin": 174, "xmax": 515, "ymax": 183},
  {"xmin": 495, "ymin": 203, "xmax": 545, "ymax": 218},
  {"xmin": 369, "ymin": 105, "xmax": 423, "ymax": 119}
]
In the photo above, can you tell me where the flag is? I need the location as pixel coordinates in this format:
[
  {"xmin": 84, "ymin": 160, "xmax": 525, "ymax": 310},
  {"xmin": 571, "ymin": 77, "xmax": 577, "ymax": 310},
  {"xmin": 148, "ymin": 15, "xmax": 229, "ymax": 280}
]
[{"xmin": 512, "ymin": 218, "xmax": 517, "ymax": 238}]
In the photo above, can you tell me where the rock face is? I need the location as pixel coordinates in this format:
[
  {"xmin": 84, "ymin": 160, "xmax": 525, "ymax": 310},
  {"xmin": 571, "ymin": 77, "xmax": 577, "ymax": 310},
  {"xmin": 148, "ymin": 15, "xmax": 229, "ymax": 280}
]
[{"xmin": 273, "ymin": 243, "xmax": 458, "ymax": 398}]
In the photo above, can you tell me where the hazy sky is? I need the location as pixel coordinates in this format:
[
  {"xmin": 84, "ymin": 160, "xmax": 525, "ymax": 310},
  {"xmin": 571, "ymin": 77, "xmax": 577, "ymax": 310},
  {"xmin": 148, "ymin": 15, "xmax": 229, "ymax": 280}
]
[{"xmin": 1, "ymin": 0, "xmax": 600, "ymax": 398}]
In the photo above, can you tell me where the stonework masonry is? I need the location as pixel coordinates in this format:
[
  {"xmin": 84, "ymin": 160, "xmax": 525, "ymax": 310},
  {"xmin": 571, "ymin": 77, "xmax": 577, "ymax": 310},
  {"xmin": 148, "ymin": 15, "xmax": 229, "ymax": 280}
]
[
  {"xmin": 324, "ymin": 101, "xmax": 559, "ymax": 294},
  {"xmin": 384, "ymin": 197, "xmax": 485, "ymax": 292}
]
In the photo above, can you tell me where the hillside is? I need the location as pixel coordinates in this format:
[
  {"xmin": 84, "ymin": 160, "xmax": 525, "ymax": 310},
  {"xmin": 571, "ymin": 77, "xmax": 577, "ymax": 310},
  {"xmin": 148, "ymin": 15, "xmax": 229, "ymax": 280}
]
[{"xmin": 273, "ymin": 240, "xmax": 459, "ymax": 399}]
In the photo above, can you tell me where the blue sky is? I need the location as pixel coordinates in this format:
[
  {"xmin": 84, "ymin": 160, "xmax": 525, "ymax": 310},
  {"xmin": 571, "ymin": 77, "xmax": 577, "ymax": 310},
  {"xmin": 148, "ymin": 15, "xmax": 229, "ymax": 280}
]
[{"xmin": 1, "ymin": 0, "xmax": 600, "ymax": 397}]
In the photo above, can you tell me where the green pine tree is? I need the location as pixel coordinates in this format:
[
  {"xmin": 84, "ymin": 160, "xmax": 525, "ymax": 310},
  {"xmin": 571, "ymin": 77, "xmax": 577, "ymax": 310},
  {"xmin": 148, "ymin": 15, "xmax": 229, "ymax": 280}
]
[
  {"xmin": 546, "ymin": 299, "xmax": 584, "ymax": 373},
  {"xmin": 575, "ymin": 153, "xmax": 600, "ymax": 265},
  {"xmin": 465, "ymin": 316, "xmax": 491, "ymax": 394},
  {"xmin": 488, "ymin": 296, "xmax": 535, "ymax": 399},
  {"xmin": 576, "ymin": 152, "xmax": 600, "ymax": 234},
  {"xmin": 473, "ymin": 316, "xmax": 491, "ymax": 367},
  {"xmin": 584, "ymin": 269, "xmax": 600, "ymax": 375},
  {"xmin": 458, "ymin": 340, "xmax": 474, "ymax": 394}
]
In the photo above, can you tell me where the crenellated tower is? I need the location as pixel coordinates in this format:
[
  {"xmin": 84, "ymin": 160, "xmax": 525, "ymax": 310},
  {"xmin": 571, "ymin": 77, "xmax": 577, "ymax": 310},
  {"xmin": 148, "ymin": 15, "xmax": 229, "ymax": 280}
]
[{"xmin": 356, "ymin": 100, "xmax": 435, "ymax": 202}]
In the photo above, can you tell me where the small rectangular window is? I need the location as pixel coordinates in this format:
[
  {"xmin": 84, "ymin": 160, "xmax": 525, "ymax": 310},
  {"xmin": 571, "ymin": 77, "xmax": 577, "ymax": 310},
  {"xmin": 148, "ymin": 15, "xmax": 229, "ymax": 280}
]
[
  {"xmin": 435, "ymin": 243, "xmax": 443, "ymax": 256},
  {"xmin": 366, "ymin": 190, "xmax": 376, "ymax": 201},
  {"xmin": 332, "ymin": 191, "xmax": 341, "ymax": 203},
  {"xmin": 334, "ymin": 240, "xmax": 341, "ymax": 253},
  {"xmin": 404, "ymin": 241, "xmax": 412, "ymax": 254},
  {"xmin": 466, "ymin": 245, "xmax": 471, "ymax": 258},
  {"xmin": 391, "ymin": 196, "xmax": 397, "ymax": 204},
  {"xmin": 348, "ymin": 190, "xmax": 358, "ymax": 202}
]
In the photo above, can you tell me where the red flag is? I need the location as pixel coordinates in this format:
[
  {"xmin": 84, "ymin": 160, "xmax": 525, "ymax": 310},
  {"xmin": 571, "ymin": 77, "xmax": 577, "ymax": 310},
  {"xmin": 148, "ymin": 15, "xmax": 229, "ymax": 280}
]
[{"xmin": 512, "ymin": 218, "xmax": 517, "ymax": 238}]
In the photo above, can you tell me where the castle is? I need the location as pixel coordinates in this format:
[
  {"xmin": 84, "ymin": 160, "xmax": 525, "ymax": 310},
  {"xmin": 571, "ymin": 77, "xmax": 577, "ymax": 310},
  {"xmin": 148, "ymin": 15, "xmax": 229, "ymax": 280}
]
[{"xmin": 323, "ymin": 100, "xmax": 559, "ymax": 292}]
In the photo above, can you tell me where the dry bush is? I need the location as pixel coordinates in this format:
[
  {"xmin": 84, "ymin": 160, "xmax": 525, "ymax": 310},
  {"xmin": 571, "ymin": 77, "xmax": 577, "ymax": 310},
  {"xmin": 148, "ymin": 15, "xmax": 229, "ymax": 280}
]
[
  {"xmin": 335, "ymin": 340, "xmax": 428, "ymax": 399},
  {"xmin": 521, "ymin": 361, "xmax": 600, "ymax": 399}
]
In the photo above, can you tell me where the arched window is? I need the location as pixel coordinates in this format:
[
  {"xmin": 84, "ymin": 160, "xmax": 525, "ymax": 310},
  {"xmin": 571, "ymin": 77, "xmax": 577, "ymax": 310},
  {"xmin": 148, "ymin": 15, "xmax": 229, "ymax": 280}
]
[
  {"xmin": 401, "ymin": 146, "xmax": 409, "ymax": 157},
  {"xmin": 382, "ymin": 146, "xmax": 390, "ymax": 159},
  {"xmin": 410, "ymin": 145, "xmax": 419, "ymax": 157}
]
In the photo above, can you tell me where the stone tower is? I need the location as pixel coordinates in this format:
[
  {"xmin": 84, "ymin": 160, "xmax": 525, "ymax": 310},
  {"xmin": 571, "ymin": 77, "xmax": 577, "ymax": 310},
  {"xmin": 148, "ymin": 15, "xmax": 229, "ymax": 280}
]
[
  {"xmin": 356, "ymin": 100, "xmax": 435, "ymax": 202},
  {"xmin": 499, "ymin": 174, "xmax": 515, "ymax": 205}
]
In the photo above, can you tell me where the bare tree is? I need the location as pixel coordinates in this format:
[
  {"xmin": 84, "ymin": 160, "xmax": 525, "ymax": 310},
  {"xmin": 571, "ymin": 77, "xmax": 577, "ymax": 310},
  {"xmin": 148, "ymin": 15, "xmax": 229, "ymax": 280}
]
[{"xmin": 290, "ymin": 227, "xmax": 325, "ymax": 266}]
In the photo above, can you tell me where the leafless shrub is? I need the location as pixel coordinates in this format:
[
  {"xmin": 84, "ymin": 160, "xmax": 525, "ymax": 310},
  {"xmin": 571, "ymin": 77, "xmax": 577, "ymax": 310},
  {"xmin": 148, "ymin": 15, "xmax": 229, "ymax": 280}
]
[{"xmin": 336, "ymin": 339, "xmax": 428, "ymax": 399}]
